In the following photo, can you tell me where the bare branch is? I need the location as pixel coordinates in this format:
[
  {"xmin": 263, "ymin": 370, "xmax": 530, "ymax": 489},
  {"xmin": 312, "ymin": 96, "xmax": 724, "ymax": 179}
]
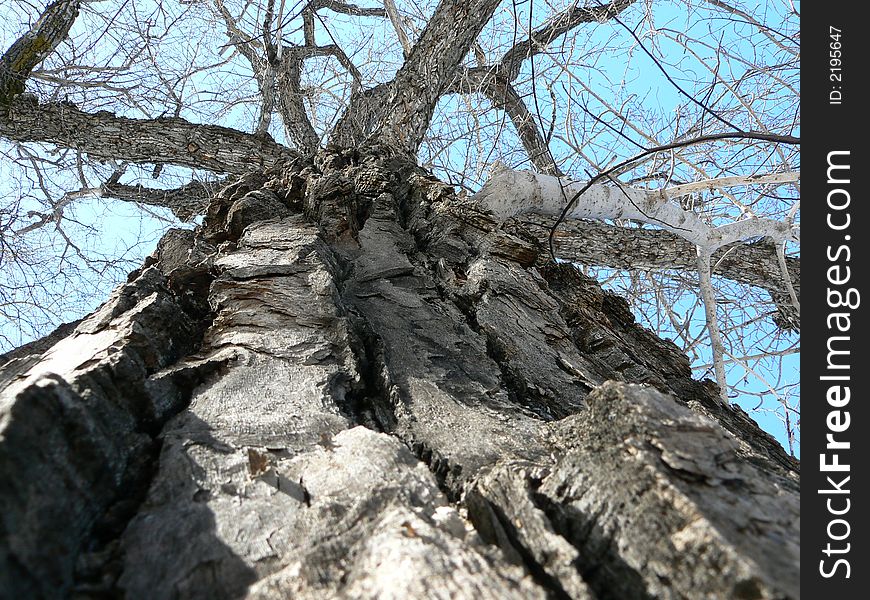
[
  {"xmin": 101, "ymin": 178, "xmax": 226, "ymax": 221},
  {"xmin": 500, "ymin": 0, "xmax": 636, "ymax": 82},
  {"xmin": 439, "ymin": 1, "xmax": 635, "ymax": 176},
  {"xmin": 1, "ymin": 97, "xmax": 297, "ymax": 173},
  {"xmin": 383, "ymin": 0, "xmax": 412, "ymax": 56},
  {"xmin": 452, "ymin": 68, "xmax": 562, "ymax": 175},
  {"xmin": 703, "ymin": 0, "xmax": 798, "ymax": 56},
  {"xmin": 0, "ymin": 0, "xmax": 80, "ymax": 104},
  {"xmin": 697, "ymin": 250, "xmax": 729, "ymax": 403}
]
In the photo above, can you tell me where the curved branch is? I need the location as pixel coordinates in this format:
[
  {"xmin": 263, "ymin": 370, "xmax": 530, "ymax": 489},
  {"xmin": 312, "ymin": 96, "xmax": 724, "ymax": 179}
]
[
  {"xmin": 451, "ymin": 68, "xmax": 562, "ymax": 175},
  {"xmin": 443, "ymin": 1, "xmax": 635, "ymax": 175},
  {"xmin": 500, "ymin": 0, "xmax": 636, "ymax": 81},
  {"xmin": 1, "ymin": 97, "xmax": 297, "ymax": 174}
]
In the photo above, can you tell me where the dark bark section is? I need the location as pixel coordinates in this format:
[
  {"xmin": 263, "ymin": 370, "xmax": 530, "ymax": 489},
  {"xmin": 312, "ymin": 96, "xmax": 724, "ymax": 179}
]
[
  {"xmin": 0, "ymin": 150, "xmax": 798, "ymax": 599},
  {"xmin": 0, "ymin": 256, "xmax": 215, "ymax": 597},
  {"xmin": 101, "ymin": 178, "xmax": 225, "ymax": 221}
]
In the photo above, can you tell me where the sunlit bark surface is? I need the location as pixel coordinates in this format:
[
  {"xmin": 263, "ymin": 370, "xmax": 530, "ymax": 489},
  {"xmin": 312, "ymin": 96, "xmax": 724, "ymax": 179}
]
[{"xmin": 0, "ymin": 149, "xmax": 798, "ymax": 598}]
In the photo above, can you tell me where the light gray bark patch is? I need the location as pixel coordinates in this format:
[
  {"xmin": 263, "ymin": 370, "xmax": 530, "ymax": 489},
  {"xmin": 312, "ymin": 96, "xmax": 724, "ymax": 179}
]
[
  {"xmin": 114, "ymin": 215, "xmax": 360, "ymax": 597},
  {"xmin": 238, "ymin": 427, "xmax": 548, "ymax": 600}
]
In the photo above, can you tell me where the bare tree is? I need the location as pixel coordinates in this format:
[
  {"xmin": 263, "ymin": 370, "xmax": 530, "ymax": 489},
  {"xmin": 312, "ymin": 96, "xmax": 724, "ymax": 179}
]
[{"xmin": 0, "ymin": 1, "xmax": 798, "ymax": 598}]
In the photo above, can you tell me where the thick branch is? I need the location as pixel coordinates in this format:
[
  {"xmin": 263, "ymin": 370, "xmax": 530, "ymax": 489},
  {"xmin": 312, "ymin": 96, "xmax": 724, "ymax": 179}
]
[
  {"xmin": 375, "ymin": 0, "xmax": 502, "ymax": 152},
  {"xmin": 477, "ymin": 166, "xmax": 799, "ymax": 329},
  {"xmin": 335, "ymin": 1, "xmax": 635, "ymax": 154},
  {"xmin": 1, "ymin": 97, "xmax": 296, "ymax": 173},
  {"xmin": 476, "ymin": 167, "xmax": 796, "ymax": 251},
  {"xmin": 101, "ymin": 179, "xmax": 226, "ymax": 221},
  {"xmin": 0, "ymin": 0, "xmax": 80, "ymax": 105},
  {"xmin": 517, "ymin": 217, "xmax": 800, "ymax": 330},
  {"xmin": 275, "ymin": 53, "xmax": 320, "ymax": 154},
  {"xmin": 211, "ymin": 0, "xmax": 274, "ymax": 135}
]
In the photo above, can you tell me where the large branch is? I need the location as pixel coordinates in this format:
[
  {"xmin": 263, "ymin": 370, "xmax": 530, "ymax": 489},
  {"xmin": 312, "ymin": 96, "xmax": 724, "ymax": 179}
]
[
  {"xmin": 476, "ymin": 166, "xmax": 797, "ymax": 251},
  {"xmin": 373, "ymin": 0, "xmax": 503, "ymax": 152},
  {"xmin": 517, "ymin": 216, "xmax": 800, "ymax": 330},
  {"xmin": 1, "ymin": 97, "xmax": 296, "ymax": 174},
  {"xmin": 101, "ymin": 179, "xmax": 227, "ymax": 222},
  {"xmin": 0, "ymin": 0, "xmax": 80, "ymax": 105}
]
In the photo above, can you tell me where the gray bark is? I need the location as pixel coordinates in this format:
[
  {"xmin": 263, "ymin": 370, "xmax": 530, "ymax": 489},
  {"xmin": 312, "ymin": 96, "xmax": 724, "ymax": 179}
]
[
  {"xmin": 0, "ymin": 97, "xmax": 296, "ymax": 173},
  {"xmin": 515, "ymin": 216, "xmax": 800, "ymax": 331},
  {"xmin": 0, "ymin": 148, "xmax": 798, "ymax": 599},
  {"xmin": 0, "ymin": 0, "xmax": 79, "ymax": 105}
]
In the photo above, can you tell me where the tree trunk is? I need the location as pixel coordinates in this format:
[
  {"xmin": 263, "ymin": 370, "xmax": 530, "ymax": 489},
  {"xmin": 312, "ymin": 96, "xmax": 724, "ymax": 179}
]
[{"xmin": 0, "ymin": 147, "xmax": 799, "ymax": 599}]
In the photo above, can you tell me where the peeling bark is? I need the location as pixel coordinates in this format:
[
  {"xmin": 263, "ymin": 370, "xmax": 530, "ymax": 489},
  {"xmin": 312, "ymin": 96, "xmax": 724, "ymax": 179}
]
[{"xmin": 0, "ymin": 148, "xmax": 799, "ymax": 598}]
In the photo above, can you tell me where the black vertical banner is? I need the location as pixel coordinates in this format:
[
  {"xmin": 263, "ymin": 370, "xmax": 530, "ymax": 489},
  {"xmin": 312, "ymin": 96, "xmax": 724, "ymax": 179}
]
[{"xmin": 803, "ymin": 3, "xmax": 866, "ymax": 597}]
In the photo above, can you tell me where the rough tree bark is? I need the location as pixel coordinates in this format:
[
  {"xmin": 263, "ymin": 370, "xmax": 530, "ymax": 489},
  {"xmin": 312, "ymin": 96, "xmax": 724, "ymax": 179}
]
[
  {"xmin": 1, "ymin": 0, "xmax": 799, "ymax": 597},
  {"xmin": 0, "ymin": 146, "xmax": 798, "ymax": 599}
]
